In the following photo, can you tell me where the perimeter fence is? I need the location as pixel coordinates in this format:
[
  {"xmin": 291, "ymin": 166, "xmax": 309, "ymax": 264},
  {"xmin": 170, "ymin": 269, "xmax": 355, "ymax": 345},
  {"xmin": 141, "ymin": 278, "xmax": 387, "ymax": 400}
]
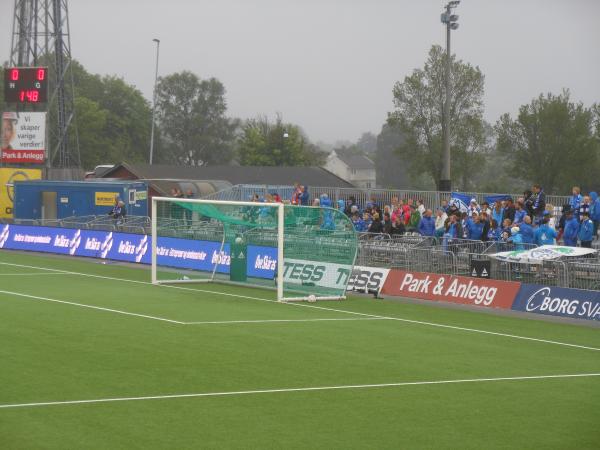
[{"xmin": 203, "ymin": 184, "xmax": 571, "ymax": 213}]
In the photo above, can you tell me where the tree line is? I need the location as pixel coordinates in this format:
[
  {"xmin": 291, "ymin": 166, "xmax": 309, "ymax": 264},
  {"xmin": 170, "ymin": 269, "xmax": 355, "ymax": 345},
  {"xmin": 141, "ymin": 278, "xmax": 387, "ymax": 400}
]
[{"xmin": 1, "ymin": 48, "xmax": 598, "ymax": 195}]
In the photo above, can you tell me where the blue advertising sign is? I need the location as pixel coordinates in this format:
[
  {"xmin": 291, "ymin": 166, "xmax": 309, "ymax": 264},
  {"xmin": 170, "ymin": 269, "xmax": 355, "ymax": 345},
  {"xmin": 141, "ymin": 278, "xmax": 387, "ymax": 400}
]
[
  {"xmin": 512, "ymin": 284, "xmax": 600, "ymax": 321},
  {"xmin": 156, "ymin": 236, "xmax": 230, "ymax": 273},
  {"xmin": 247, "ymin": 245, "xmax": 277, "ymax": 279},
  {"xmin": 0, "ymin": 224, "xmax": 277, "ymax": 278}
]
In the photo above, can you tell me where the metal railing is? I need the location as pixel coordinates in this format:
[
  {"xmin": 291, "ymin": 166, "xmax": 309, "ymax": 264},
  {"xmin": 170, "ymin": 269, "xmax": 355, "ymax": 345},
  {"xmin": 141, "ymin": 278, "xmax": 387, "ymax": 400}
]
[{"xmin": 202, "ymin": 184, "xmax": 571, "ymax": 212}]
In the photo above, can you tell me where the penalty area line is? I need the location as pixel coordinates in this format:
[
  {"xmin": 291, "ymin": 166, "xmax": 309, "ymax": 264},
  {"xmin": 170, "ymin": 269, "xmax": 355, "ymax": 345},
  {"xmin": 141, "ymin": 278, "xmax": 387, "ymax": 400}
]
[
  {"xmin": 1, "ymin": 373, "xmax": 599, "ymax": 410},
  {"xmin": 0, "ymin": 289, "xmax": 184, "ymax": 324}
]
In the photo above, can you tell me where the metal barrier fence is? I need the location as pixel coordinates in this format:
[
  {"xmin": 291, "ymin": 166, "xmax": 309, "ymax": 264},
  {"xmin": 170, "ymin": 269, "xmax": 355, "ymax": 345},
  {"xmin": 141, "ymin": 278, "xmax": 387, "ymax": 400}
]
[
  {"xmin": 202, "ymin": 184, "xmax": 571, "ymax": 212},
  {"xmin": 355, "ymin": 235, "xmax": 599, "ymax": 291}
]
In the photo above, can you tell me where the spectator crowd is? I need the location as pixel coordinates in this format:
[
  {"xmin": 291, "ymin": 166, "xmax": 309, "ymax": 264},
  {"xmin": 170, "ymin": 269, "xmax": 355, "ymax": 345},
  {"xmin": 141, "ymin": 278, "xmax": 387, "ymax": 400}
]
[
  {"xmin": 170, "ymin": 181, "xmax": 599, "ymax": 249},
  {"xmin": 284, "ymin": 183, "xmax": 600, "ymax": 248}
]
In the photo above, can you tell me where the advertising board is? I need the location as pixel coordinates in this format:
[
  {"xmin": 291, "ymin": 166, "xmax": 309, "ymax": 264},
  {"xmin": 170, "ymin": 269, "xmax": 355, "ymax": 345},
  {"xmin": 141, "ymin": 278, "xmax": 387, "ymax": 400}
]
[
  {"xmin": 346, "ymin": 266, "xmax": 390, "ymax": 294},
  {"xmin": 0, "ymin": 168, "xmax": 42, "ymax": 218},
  {"xmin": 0, "ymin": 224, "xmax": 268, "ymax": 277},
  {"xmin": 1, "ymin": 112, "xmax": 46, "ymax": 163},
  {"xmin": 512, "ymin": 284, "xmax": 600, "ymax": 321},
  {"xmin": 381, "ymin": 269, "xmax": 520, "ymax": 309}
]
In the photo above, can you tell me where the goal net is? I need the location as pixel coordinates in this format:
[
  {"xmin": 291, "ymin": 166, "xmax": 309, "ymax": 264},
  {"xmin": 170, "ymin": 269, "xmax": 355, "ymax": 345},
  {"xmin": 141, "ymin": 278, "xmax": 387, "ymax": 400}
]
[{"xmin": 151, "ymin": 197, "xmax": 358, "ymax": 301}]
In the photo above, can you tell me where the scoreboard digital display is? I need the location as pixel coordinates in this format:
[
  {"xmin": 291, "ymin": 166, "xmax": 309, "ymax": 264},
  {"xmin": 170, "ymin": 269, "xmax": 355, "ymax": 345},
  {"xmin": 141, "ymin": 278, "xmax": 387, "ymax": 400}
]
[{"xmin": 3, "ymin": 67, "xmax": 48, "ymax": 103}]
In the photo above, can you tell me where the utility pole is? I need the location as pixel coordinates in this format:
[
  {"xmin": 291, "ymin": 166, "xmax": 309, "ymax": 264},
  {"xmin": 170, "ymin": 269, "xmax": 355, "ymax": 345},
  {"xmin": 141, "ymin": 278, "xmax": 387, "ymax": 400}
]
[
  {"xmin": 440, "ymin": 1, "xmax": 460, "ymax": 192},
  {"xmin": 149, "ymin": 38, "xmax": 160, "ymax": 165}
]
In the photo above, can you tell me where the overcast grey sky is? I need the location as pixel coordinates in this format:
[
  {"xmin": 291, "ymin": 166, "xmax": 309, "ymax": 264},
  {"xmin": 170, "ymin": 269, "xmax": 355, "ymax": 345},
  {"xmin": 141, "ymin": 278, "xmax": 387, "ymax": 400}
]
[{"xmin": 1, "ymin": 0, "xmax": 599, "ymax": 144}]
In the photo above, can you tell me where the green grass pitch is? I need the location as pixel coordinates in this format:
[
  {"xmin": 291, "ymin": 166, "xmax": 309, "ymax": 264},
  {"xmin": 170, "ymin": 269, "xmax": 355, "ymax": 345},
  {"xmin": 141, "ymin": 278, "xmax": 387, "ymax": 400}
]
[{"xmin": 0, "ymin": 250, "xmax": 599, "ymax": 449}]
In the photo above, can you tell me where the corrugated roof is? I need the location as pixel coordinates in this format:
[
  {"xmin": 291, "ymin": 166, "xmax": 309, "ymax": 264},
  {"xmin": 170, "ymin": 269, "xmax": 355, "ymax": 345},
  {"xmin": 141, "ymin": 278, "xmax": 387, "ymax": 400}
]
[{"xmin": 101, "ymin": 163, "xmax": 354, "ymax": 188}]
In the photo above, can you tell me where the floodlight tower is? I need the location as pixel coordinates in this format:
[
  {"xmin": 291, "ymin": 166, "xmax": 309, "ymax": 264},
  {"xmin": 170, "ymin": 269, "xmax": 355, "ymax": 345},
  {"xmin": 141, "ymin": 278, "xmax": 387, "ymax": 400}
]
[
  {"xmin": 9, "ymin": 0, "xmax": 81, "ymax": 175},
  {"xmin": 440, "ymin": 0, "xmax": 460, "ymax": 192}
]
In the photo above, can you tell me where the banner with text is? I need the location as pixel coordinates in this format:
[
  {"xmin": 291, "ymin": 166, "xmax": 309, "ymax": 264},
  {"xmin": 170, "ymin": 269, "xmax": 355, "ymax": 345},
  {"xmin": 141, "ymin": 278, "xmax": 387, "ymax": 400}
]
[
  {"xmin": 346, "ymin": 266, "xmax": 390, "ymax": 294},
  {"xmin": 381, "ymin": 269, "xmax": 520, "ymax": 309},
  {"xmin": 512, "ymin": 284, "xmax": 600, "ymax": 321},
  {"xmin": 1, "ymin": 112, "xmax": 46, "ymax": 163}
]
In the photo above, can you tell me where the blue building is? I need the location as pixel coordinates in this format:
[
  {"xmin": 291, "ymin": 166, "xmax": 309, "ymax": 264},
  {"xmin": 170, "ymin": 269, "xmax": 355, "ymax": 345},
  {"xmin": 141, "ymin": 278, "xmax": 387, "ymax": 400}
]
[{"xmin": 14, "ymin": 180, "xmax": 148, "ymax": 220}]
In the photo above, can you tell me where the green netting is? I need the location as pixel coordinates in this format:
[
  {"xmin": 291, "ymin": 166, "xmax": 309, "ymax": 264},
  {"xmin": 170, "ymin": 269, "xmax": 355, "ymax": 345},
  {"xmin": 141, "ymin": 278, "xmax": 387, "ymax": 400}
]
[{"xmin": 156, "ymin": 200, "xmax": 358, "ymax": 300}]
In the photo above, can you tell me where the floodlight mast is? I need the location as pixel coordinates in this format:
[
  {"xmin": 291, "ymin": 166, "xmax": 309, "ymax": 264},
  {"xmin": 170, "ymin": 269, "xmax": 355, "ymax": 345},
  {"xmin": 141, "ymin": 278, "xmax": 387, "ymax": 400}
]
[{"xmin": 440, "ymin": 0, "xmax": 460, "ymax": 192}]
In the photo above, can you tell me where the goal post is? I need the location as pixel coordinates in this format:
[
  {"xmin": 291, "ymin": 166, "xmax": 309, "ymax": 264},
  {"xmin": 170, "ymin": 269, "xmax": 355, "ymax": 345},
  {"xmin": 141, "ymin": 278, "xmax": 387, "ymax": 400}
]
[{"xmin": 151, "ymin": 196, "xmax": 358, "ymax": 302}]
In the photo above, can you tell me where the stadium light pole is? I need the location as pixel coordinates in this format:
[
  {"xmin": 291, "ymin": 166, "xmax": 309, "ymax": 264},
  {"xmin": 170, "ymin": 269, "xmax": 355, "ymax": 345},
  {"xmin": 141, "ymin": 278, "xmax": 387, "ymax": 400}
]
[
  {"xmin": 149, "ymin": 38, "xmax": 160, "ymax": 165},
  {"xmin": 440, "ymin": 1, "xmax": 460, "ymax": 192}
]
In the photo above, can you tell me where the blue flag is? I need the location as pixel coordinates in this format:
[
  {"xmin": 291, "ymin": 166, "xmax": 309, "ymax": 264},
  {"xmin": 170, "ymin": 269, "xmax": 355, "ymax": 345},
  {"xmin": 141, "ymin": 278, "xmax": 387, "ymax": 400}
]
[
  {"xmin": 449, "ymin": 192, "xmax": 471, "ymax": 213},
  {"xmin": 485, "ymin": 194, "xmax": 512, "ymax": 205}
]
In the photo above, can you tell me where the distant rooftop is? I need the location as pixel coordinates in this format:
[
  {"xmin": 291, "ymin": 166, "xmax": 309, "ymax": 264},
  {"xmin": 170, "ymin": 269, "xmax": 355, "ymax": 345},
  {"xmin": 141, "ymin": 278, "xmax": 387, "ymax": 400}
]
[
  {"xmin": 101, "ymin": 162, "xmax": 354, "ymax": 188},
  {"xmin": 331, "ymin": 150, "xmax": 374, "ymax": 170}
]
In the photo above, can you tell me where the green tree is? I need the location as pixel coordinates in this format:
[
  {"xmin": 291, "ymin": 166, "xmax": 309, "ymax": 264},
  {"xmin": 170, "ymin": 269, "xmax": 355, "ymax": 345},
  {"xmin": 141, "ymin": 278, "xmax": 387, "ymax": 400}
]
[
  {"xmin": 495, "ymin": 90, "xmax": 599, "ymax": 194},
  {"xmin": 389, "ymin": 45, "xmax": 487, "ymax": 190},
  {"xmin": 237, "ymin": 116, "xmax": 326, "ymax": 166},
  {"xmin": 155, "ymin": 71, "xmax": 237, "ymax": 165},
  {"xmin": 69, "ymin": 60, "xmax": 153, "ymax": 169}
]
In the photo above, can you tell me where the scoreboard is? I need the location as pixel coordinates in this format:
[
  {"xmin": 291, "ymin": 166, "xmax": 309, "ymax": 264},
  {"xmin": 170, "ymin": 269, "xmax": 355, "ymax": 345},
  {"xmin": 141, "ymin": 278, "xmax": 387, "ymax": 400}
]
[{"xmin": 3, "ymin": 67, "xmax": 48, "ymax": 104}]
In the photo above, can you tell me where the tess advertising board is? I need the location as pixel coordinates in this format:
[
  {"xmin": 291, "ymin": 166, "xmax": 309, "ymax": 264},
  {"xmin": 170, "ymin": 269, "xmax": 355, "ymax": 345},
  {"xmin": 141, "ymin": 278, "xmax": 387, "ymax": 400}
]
[
  {"xmin": 381, "ymin": 269, "xmax": 520, "ymax": 309},
  {"xmin": 346, "ymin": 266, "xmax": 390, "ymax": 294},
  {"xmin": 512, "ymin": 284, "xmax": 600, "ymax": 321}
]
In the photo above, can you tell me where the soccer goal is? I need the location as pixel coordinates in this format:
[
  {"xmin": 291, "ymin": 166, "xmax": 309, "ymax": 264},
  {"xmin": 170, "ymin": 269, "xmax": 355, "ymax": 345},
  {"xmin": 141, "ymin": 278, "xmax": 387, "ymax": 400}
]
[{"xmin": 151, "ymin": 197, "xmax": 358, "ymax": 302}]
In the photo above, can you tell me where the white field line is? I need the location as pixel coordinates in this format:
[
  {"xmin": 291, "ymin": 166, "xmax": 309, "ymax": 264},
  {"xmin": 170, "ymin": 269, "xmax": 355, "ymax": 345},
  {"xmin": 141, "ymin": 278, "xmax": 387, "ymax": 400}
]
[
  {"xmin": 0, "ymin": 272, "xmax": 73, "ymax": 276},
  {"xmin": 0, "ymin": 373, "xmax": 598, "ymax": 410},
  {"xmin": 183, "ymin": 317, "xmax": 389, "ymax": 325},
  {"xmin": 0, "ymin": 290, "xmax": 184, "ymax": 324},
  {"xmin": 0, "ymin": 286, "xmax": 381, "ymax": 326},
  {"xmin": 0, "ymin": 261, "xmax": 599, "ymax": 352}
]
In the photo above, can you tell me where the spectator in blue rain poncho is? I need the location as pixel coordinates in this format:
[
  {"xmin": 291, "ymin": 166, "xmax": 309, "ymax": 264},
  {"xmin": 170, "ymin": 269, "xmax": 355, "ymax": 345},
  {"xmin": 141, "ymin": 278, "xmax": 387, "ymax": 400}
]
[
  {"xmin": 509, "ymin": 226, "xmax": 524, "ymax": 250},
  {"xmin": 590, "ymin": 191, "xmax": 600, "ymax": 239},
  {"xmin": 562, "ymin": 210, "xmax": 579, "ymax": 247},
  {"xmin": 578, "ymin": 212, "xmax": 594, "ymax": 248}
]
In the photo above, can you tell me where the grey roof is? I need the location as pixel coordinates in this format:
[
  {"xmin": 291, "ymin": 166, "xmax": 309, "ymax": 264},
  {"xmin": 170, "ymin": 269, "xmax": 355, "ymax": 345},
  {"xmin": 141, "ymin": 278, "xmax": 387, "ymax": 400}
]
[
  {"xmin": 333, "ymin": 151, "xmax": 374, "ymax": 170},
  {"xmin": 101, "ymin": 162, "xmax": 354, "ymax": 188}
]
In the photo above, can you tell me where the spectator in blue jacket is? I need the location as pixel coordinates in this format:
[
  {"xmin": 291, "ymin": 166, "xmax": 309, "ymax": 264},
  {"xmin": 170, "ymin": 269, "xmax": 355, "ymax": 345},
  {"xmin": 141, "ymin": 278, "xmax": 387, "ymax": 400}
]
[
  {"xmin": 562, "ymin": 210, "xmax": 579, "ymax": 247},
  {"xmin": 578, "ymin": 212, "xmax": 594, "ymax": 248},
  {"xmin": 519, "ymin": 215, "xmax": 535, "ymax": 245},
  {"xmin": 513, "ymin": 200, "xmax": 527, "ymax": 225},
  {"xmin": 534, "ymin": 214, "xmax": 557, "ymax": 245},
  {"xmin": 492, "ymin": 201, "xmax": 504, "ymax": 227},
  {"xmin": 466, "ymin": 213, "xmax": 484, "ymax": 240},
  {"xmin": 532, "ymin": 184, "xmax": 546, "ymax": 224},
  {"xmin": 578, "ymin": 195, "xmax": 591, "ymax": 221},
  {"xmin": 569, "ymin": 186, "xmax": 583, "ymax": 219},
  {"xmin": 487, "ymin": 219, "xmax": 501, "ymax": 241},
  {"xmin": 417, "ymin": 209, "xmax": 436, "ymax": 237},
  {"xmin": 299, "ymin": 185, "xmax": 310, "ymax": 205},
  {"xmin": 351, "ymin": 212, "xmax": 364, "ymax": 231},
  {"xmin": 590, "ymin": 191, "xmax": 600, "ymax": 240}
]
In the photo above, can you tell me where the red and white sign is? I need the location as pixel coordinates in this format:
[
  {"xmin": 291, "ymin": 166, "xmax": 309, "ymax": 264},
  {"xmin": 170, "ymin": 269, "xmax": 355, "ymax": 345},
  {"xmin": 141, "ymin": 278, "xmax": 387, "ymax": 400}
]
[
  {"xmin": 1, "ymin": 112, "xmax": 46, "ymax": 164},
  {"xmin": 381, "ymin": 270, "xmax": 521, "ymax": 309}
]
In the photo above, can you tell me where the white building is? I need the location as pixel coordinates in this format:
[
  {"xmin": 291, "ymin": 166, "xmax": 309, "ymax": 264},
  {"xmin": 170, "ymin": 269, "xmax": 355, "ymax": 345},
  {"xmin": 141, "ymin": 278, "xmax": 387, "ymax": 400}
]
[{"xmin": 324, "ymin": 150, "xmax": 376, "ymax": 189}]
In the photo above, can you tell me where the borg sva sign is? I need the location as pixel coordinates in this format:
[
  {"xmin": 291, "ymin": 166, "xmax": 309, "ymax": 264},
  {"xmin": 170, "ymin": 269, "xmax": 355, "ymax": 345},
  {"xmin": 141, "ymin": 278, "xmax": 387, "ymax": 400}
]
[{"xmin": 512, "ymin": 284, "xmax": 600, "ymax": 321}]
